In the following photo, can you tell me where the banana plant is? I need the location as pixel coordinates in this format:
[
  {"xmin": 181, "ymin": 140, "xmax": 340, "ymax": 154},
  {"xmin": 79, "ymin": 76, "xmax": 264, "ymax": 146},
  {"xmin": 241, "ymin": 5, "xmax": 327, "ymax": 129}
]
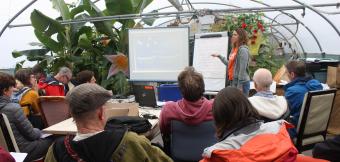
[{"xmin": 13, "ymin": 0, "xmax": 154, "ymax": 96}]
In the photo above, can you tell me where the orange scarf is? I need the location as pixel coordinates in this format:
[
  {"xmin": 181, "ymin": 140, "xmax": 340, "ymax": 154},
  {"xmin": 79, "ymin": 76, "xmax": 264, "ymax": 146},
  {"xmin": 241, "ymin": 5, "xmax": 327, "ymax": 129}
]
[{"xmin": 228, "ymin": 48, "xmax": 238, "ymax": 80}]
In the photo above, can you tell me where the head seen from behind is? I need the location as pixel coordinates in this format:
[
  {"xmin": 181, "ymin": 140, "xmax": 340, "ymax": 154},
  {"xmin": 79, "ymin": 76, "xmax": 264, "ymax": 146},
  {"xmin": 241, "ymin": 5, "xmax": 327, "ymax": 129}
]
[
  {"xmin": 253, "ymin": 68, "xmax": 272, "ymax": 92},
  {"xmin": 0, "ymin": 72, "xmax": 16, "ymax": 97},
  {"xmin": 76, "ymin": 70, "xmax": 96, "ymax": 84},
  {"xmin": 178, "ymin": 67, "xmax": 205, "ymax": 102},
  {"xmin": 32, "ymin": 64, "xmax": 45, "ymax": 80},
  {"xmin": 55, "ymin": 67, "xmax": 72, "ymax": 84},
  {"xmin": 213, "ymin": 87, "xmax": 260, "ymax": 139},
  {"xmin": 285, "ymin": 60, "xmax": 306, "ymax": 81},
  {"xmin": 231, "ymin": 28, "xmax": 249, "ymax": 48},
  {"xmin": 66, "ymin": 83, "xmax": 112, "ymax": 133},
  {"xmin": 15, "ymin": 68, "xmax": 36, "ymax": 88}
]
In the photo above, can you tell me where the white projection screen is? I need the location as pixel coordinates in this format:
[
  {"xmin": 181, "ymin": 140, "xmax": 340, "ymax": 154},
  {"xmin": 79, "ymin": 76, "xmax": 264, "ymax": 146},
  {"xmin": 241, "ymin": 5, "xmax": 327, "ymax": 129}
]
[{"xmin": 128, "ymin": 27, "xmax": 189, "ymax": 81}]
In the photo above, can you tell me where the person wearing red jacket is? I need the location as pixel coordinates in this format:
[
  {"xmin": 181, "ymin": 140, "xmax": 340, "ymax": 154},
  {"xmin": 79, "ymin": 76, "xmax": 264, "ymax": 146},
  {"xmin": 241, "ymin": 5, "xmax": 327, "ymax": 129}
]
[
  {"xmin": 201, "ymin": 87, "xmax": 298, "ymax": 162},
  {"xmin": 38, "ymin": 67, "xmax": 72, "ymax": 96}
]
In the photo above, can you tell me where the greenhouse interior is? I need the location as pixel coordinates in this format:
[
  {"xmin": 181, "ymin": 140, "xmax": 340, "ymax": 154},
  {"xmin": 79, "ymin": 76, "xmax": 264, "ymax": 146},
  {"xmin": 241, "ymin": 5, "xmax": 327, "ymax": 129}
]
[{"xmin": 0, "ymin": 0, "xmax": 340, "ymax": 161}]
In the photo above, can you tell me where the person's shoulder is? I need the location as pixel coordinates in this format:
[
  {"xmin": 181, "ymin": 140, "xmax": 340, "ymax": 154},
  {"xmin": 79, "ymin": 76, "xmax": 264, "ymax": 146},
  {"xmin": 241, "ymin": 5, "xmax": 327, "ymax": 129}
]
[
  {"xmin": 162, "ymin": 101, "xmax": 178, "ymax": 110},
  {"xmin": 123, "ymin": 131, "xmax": 150, "ymax": 145},
  {"xmin": 25, "ymin": 89, "xmax": 39, "ymax": 96}
]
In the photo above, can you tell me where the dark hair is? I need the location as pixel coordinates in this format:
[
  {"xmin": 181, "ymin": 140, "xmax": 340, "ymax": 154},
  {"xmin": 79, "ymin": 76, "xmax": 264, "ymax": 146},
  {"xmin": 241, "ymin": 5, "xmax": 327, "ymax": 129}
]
[
  {"xmin": 235, "ymin": 28, "xmax": 249, "ymax": 46},
  {"xmin": 15, "ymin": 69, "xmax": 33, "ymax": 87},
  {"xmin": 213, "ymin": 87, "xmax": 260, "ymax": 139},
  {"xmin": 0, "ymin": 72, "xmax": 16, "ymax": 96},
  {"xmin": 32, "ymin": 64, "xmax": 44, "ymax": 74},
  {"xmin": 178, "ymin": 67, "xmax": 205, "ymax": 101},
  {"xmin": 76, "ymin": 70, "xmax": 95, "ymax": 84},
  {"xmin": 285, "ymin": 60, "xmax": 306, "ymax": 77}
]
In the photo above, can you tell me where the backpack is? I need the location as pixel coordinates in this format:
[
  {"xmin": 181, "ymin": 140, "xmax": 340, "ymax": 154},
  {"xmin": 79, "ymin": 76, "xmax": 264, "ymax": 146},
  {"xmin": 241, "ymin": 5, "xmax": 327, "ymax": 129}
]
[
  {"xmin": 11, "ymin": 87, "xmax": 31, "ymax": 103},
  {"xmin": 105, "ymin": 116, "xmax": 152, "ymax": 134}
]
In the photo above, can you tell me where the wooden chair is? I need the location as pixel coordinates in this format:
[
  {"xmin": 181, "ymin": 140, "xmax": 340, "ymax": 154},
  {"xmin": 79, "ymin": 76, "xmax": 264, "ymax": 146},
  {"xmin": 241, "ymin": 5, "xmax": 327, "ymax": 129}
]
[
  {"xmin": 39, "ymin": 96, "xmax": 70, "ymax": 127},
  {"xmin": 295, "ymin": 89, "xmax": 337, "ymax": 152},
  {"xmin": 0, "ymin": 113, "xmax": 19, "ymax": 152}
]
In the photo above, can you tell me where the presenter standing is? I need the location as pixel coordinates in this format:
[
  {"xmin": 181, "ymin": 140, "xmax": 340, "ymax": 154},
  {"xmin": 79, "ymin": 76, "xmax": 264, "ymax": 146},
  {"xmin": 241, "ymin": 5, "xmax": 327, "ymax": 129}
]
[{"xmin": 211, "ymin": 28, "xmax": 250, "ymax": 96}]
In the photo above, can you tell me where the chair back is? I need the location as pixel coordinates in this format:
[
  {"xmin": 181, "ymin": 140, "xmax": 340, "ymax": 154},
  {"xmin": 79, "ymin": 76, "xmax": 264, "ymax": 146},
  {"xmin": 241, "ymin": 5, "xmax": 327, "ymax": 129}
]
[
  {"xmin": 170, "ymin": 120, "xmax": 217, "ymax": 162},
  {"xmin": 0, "ymin": 113, "xmax": 20, "ymax": 152},
  {"xmin": 39, "ymin": 96, "xmax": 70, "ymax": 127},
  {"xmin": 296, "ymin": 89, "xmax": 337, "ymax": 152}
]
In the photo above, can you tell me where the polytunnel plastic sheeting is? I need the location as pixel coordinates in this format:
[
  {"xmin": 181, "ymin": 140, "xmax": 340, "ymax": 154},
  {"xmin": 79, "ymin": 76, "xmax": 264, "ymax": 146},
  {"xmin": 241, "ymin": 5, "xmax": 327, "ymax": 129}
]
[{"xmin": 1, "ymin": 0, "xmax": 340, "ymax": 68}]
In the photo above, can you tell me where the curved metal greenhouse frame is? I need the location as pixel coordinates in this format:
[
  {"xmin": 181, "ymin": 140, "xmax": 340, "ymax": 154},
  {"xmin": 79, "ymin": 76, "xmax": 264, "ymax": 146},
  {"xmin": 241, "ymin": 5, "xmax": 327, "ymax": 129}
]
[{"xmin": 1, "ymin": 0, "xmax": 340, "ymax": 56}]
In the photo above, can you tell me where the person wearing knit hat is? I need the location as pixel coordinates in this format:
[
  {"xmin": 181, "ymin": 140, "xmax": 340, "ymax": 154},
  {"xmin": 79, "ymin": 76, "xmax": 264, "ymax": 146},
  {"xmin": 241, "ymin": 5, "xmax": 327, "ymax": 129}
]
[{"xmin": 44, "ymin": 83, "xmax": 173, "ymax": 162}]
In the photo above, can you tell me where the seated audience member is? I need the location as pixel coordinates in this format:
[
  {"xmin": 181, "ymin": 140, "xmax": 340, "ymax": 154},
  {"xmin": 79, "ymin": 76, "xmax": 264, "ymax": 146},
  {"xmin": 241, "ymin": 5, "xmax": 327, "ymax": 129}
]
[
  {"xmin": 13, "ymin": 69, "xmax": 44, "ymax": 128},
  {"xmin": 0, "ymin": 72, "xmax": 53, "ymax": 162},
  {"xmin": 248, "ymin": 68, "xmax": 288, "ymax": 121},
  {"xmin": 45, "ymin": 84, "xmax": 172, "ymax": 162},
  {"xmin": 38, "ymin": 67, "xmax": 72, "ymax": 96},
  {"xmin": 313, "ymin": 135, "xmax": 340, "ymax": 161},
  {"xmin": 0, "ymin": 146, "xmax": 15, "ymax": 162},
  {"xmin": 32, "ymin": 64, "xmax": 47, "ymax": 87},
  {"xmin": 284, "ymin": 60, "xmax": 322, "ymax": 137},
  {"xmin": 201, "ymin": 87, "xmax": 298, "ymax": 162},
  {"xmin": 72, "ymin": 70, "xmax": 96, "ymax": 86},
  {"xmin": 159, "ymin": 67, "xmax": 213, "ymax": 148}
]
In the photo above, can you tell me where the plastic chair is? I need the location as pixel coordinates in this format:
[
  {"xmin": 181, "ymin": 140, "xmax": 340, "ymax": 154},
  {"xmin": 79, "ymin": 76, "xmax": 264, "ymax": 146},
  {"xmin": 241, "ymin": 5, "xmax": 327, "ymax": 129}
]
[
  {"xmin": 295, "ymin": 89, "xmax": 337, "ymax": 152},
  {"xmin": 170, "ymin": 120, "xmax": 217, "ymax": 162},
  {"xmin": 39, "ymin": 96, "xmax": 70, "ymax": 127}
]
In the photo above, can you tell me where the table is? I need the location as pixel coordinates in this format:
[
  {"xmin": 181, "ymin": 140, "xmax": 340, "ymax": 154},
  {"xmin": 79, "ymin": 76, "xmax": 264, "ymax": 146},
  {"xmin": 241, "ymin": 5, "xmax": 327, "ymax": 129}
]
[
  {"xmin": 42, "ymin": 118, "xmax": 77, "ymax": 135},
  {"xmin": 42, "ymin": 108, "xmax": 161, "ymax": 135}
]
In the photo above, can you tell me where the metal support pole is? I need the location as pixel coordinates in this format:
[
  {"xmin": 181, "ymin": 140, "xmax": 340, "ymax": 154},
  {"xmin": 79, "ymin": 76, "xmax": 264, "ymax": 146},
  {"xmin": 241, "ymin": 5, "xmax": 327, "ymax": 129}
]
[
  {"xmin": 292, "ymin": 0, "xmax": 340, "ymax": 37},
  {"xmin": 249, "ymin": 0, "xmax": 324, "ymax": 53}
]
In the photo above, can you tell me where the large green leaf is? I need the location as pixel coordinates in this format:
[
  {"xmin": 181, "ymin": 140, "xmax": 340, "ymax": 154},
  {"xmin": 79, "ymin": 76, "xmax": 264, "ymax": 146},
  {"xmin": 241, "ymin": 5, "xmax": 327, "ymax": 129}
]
[
  {"xmin": 71, "ymin": 0, "xmax": 115, "ymax": 37},
  {"xmin": 34, "ymin": 29, "xmax": 63, "ymax": 52},
  {"xmin": 105, "ymin": 0, "xmax": 153, "ymax": 16},
  {"xmin": 31, "ymin": 10, "xmax": 65, "ymax": 37},
  {"xmin": 51, "ymin": 0, "xmax": 71, "ymax": 20},
  {"xmin": 12, "ymin": 49, "xmax": 50, "ymax": 59},
  {"xmin": 31, "ymin": 10, "xmax": 66, "ymax": 52}
]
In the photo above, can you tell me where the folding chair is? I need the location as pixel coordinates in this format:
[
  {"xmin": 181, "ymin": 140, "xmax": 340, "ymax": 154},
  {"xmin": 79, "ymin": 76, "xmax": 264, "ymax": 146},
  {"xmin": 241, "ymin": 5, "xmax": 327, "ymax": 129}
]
[
  {"xmin": 39, "ymin": 96, "xmax": 70, "ymax": 127},
  {"xmin": 170, "ymin": 120, "xmax": 217, "ymax": 162},
  {"xmin": 0, "ymin": 113, "xmax": 44, "ymax": 162},
  {"xmin": 295, "ymin": 89, "xmax": 337, "ymax": 152},
  {"xmin": 0, "ymin": 113, "xmax": 19, "ymax": 152}
]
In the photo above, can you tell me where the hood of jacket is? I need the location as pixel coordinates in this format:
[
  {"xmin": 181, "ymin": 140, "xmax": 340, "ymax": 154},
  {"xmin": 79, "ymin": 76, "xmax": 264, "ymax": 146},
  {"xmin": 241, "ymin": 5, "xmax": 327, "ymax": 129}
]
[
  {"xmin": 54, "ymin": 129, "xmax": 125, "ymax": 162},
  {"xmin": 174, "ymin": 97, "xmax": 213, "ymax": 125},
  {"xmin": 284, "ymin": 77, "xmax": 322, "ymax": 91},
  {"xmin": 249, "ymin": 95, "xmax": 288, "ymax": 120}
]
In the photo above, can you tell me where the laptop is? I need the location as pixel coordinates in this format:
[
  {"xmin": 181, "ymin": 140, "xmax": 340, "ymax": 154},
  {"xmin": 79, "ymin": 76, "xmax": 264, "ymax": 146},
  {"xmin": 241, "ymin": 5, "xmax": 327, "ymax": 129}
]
[{"xmin": 133, "ymin": 85, "xmax": 157, "ymax": 107}]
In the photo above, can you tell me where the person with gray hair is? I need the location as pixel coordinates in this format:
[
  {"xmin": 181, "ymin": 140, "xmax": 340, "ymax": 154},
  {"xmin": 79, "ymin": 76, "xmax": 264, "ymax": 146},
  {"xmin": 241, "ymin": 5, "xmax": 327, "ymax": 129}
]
[
  {"xmin": 38, "ymin": 67, "xmax": 72, "ymax": 96},
  {"xmin": 44, "ymin": 84, "xmax": 172, "ymax": 162},
  {"xmin": 248, "ymin": 68, "xmax": 288, "ymax": 121}
]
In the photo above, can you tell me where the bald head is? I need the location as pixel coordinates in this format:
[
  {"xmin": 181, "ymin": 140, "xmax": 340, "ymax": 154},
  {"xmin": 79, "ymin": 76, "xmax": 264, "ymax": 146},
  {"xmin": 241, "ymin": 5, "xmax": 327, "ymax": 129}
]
[{"xmin": 253, "ymin": 68, "xmax": 272, "ymax": 91}]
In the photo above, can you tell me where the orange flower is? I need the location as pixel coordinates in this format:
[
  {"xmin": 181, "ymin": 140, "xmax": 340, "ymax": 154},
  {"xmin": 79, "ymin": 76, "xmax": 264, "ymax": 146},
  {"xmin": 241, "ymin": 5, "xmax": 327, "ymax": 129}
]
[{"xmin": 104, "ymin": 53, "xmax": 128, "ymax": 78}]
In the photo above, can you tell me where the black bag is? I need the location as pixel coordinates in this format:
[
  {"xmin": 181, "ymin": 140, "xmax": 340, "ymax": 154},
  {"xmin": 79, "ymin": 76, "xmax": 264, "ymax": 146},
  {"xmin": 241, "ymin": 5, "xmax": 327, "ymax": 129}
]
[{"xmin": 105, "ymin": 116, "xmax": 152, "ymax": 134}]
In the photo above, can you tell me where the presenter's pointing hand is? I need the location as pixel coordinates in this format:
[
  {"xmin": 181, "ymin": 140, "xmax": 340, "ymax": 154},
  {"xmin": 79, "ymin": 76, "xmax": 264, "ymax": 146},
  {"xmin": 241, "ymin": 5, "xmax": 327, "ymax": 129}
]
[{"xmin": 211, "ymin": 54, "xmax": 219, "ymax": 57}]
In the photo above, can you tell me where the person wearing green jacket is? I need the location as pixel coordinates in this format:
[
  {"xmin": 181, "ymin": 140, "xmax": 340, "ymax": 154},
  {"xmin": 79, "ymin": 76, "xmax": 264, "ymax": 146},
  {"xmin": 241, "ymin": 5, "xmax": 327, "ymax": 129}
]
[{"xmin": 44, "ymin": 83, "xmax": 172, "ymax": 162}]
